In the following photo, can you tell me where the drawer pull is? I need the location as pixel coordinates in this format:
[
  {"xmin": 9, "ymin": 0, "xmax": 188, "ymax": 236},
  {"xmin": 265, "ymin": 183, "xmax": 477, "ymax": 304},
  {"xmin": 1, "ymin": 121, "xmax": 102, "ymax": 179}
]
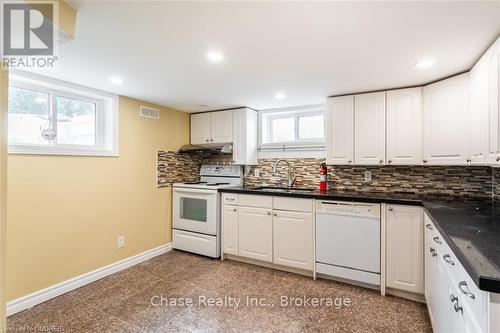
[
  {"xmin": 267, "ymin": 212, "xmax": 271, "ymax": 216},
  {"xmin": 433, "ymin": 236, "xmax": 442, "ymax": 244},
  {"xmin": 450, "ymin": 293, "xmax": 458, "ymax": 303},
  {"xmin": 454, "ymin": 302, "xmax": 463, "ymax": 314},
  {"xmin": 425, "ymin": 224, "xmax": 433, "ymax": 230},
  {"xmin": 458, "ymin": 281, "xmax": 475, "ymax": 300},
  {"xmin": 233, "ymin": 208, "xmax": 237, "ymax": 212},
  {"xmin": 226, "ymin": 198, "xmax": 235, "ymax": 201},
  {"xmin": 443, "ymin": 254, "xmax": 455, "ymax": 266},
  {"xmin": 430, "ymin": 247, "xmax": 437, "ymax": 257}
]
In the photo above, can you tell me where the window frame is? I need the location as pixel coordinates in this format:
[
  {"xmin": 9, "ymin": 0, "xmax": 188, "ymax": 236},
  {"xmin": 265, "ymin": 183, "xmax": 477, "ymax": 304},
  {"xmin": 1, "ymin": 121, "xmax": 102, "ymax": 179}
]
[
  {"xmin": 259, "ymin": 104, "xmax": 326, "ymax": 149},
  {"xmin": 8, "ymin": 71, "xmax": 119, "ymax": 157}
]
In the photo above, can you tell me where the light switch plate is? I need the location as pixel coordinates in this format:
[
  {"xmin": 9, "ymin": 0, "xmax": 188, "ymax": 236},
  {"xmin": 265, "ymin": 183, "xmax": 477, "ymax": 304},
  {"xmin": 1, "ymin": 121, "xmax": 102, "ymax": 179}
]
[{"xmin": 364, "ymin": 171, "xmax": 372, "ymax": 182}]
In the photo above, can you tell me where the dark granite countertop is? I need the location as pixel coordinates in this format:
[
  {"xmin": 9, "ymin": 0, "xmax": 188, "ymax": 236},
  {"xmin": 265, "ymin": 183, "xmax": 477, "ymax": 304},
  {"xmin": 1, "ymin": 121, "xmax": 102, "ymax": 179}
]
[{"xmin": 219, "ymin": 186, "xmax": 500, "ymax": 293}]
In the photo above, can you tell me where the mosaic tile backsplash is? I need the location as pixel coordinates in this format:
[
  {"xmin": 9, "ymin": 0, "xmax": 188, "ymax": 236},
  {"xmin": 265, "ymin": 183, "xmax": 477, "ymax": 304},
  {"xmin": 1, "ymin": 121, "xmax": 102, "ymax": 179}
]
[
  {"xmin": 158, "ymin": 152, "xmax": 496, "ymax": 199},
  {"xmin": 244, "ymin": 159, "xmax": 493, "ymax": 198}
]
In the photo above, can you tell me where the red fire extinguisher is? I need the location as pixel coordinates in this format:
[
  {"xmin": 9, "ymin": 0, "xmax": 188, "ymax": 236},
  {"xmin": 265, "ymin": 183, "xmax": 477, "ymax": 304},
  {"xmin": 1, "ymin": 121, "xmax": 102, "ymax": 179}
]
[{"xmin": 320, "ymin": 163, "xmax": 327, "ymax": 192}]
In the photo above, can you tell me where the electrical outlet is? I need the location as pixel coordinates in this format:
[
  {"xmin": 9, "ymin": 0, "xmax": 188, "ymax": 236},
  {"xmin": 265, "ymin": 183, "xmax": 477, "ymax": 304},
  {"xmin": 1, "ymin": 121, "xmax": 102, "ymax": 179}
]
[
  {"xmin": 117, "ymin": 236, "xmax": 125, "ymax": 248},
  {"xmin": 364, "ymin": 171, "xmax": 372, "ymax": 182},
  {"xmin": 254, "ymin": 168, "xmax": 260, "ymax": 177}
]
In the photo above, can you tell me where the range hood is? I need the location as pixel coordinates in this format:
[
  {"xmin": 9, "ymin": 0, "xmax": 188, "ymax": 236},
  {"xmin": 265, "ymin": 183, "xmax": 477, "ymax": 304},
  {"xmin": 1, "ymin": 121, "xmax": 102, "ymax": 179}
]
[{"xmin": 178, "ymin": 143, "xmax": 233, "ymax": 154}]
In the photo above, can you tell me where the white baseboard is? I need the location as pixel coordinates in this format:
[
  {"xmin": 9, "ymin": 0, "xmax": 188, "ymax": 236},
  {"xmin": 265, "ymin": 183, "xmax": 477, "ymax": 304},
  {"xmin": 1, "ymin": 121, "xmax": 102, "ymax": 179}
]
[{"xmin": 7, "ymin": 243, "xmax": 173, "ymax": 316}]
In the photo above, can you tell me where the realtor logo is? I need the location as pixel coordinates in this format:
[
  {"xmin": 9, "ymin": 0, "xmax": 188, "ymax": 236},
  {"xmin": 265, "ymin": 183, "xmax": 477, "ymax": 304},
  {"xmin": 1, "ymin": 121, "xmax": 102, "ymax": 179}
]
[{"xmin": 1, "ymin": 1, "xmax": 58, "ymax": 69}]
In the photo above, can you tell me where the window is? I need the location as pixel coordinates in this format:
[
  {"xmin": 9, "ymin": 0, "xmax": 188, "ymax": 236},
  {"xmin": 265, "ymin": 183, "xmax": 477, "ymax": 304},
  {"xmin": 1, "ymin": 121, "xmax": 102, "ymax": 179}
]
[
  {"xmin": 8, "ymin": 72, "xmax": 119, "ymax": 156},
  {"xmin": 260, "ymin": 105, "xmax": 325, "ymax": 148}
]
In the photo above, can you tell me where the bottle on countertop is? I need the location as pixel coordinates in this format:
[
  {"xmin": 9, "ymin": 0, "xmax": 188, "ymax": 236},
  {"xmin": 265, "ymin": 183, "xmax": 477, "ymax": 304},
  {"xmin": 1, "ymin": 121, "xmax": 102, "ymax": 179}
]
[{"xmin": 320, "ymin": 163, "xmax": 327, "ymax": 192}]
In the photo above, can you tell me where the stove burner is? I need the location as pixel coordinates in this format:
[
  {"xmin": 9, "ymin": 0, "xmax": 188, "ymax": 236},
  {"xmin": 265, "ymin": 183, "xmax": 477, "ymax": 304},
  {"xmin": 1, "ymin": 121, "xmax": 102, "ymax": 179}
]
[
  {"xmin": 206, "ymin": 182, "xmax": 230, "ymax": 186},
  {"xmin": 183, "ymin": 181, "xmax": 207, "ymax": 185}
]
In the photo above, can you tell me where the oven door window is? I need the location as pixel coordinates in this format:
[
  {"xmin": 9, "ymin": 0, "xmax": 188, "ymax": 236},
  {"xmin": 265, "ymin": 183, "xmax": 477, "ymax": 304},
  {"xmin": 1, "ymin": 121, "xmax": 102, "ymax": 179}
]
[{"xmin": 180, "ymin": 197, "xmax": 207, "ymax": 222}]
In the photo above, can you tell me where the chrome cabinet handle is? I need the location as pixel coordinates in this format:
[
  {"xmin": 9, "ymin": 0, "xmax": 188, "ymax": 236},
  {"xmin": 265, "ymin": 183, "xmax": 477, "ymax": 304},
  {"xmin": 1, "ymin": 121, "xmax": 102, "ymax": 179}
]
[
  {"xmin": 433, "ymin": 236, "xmax": 442, "ymax": 244},
  {"xmin": 425, "ymin": 224, "xmax": 433, "ymax": 230},
  {"xmin": 430, "ymin": 247, "xmax": 437, "ymax": 257},
  {"xmin": 496, "ymin": 157, "xmax": 500, "ymax": 162},
  {"xmin": 466, "ymin": 159, "xmax": 471, "ymax": 163},
  {"xmin": 273, "ymin": 213, "xmax": 277, "ymax": 217},
  {"xmin": 233, "ymin": 208, "xmax": 237, "ymax": 212},
  {"xmin": 388, "ymin": 207, "xmax": 393, "ymax": 212},
  {"xmin": 450, "ymin": 294, "xmax": 458, "ymax": 303},
  {"xmin": 348, "ymin": 160, "xmax": 352, "ymax": 163},
  {"xmin": 205, "ymin": 139, "xmax": 209, "ymax": 142},
  {"xmin": 267, "ymin": 212, "xmax": 271, "ymax": 216},
  {"xmin": 388, "ymin": 159, "xmax": 392, "ymax": 163},
  {"xmin": 379, "ymin": 159, "xmax": 383, "ymax": 164},
  {"xmin": 458, "ymin": 281, "xmax": 475, "ymax": 299},
  {"xmin": 423, "ymin": 159, "xmax": 428, "ymax": 163},
  {"xmin": 454, "ymin": 302, "xmax": 463, "ymax": 314},
  {"xmin": 443, "ymin": 254, "xmax": 455, "ymax": 266},
  {"xmin": 226, "ymin": 198, "xmax": 235, "ymax": 201}
]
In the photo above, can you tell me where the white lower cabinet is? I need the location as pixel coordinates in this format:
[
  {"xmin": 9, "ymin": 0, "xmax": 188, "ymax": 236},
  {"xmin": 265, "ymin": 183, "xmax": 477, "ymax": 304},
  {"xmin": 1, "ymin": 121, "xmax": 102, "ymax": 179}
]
[
  {"xmin": 424, "ymin": 213, "xmax": 488, "ymax": 333},
  {"xmin": 222, "ymin": 205, "xmax": 239, "ymax": 256},
  {"xmin": 238, "ymin": 206, "xmax": 273, "ymax": 262},
  {"xmin": 273, "ymin": 210, "xmax": 313, "ymax": 270},
  {"xmin": 386, "ymin": 205, "xmax": 424, "ymax": 294},
  {"xmin": 222, "ymin": 193, "xmax": 314, "ymax": 272}
]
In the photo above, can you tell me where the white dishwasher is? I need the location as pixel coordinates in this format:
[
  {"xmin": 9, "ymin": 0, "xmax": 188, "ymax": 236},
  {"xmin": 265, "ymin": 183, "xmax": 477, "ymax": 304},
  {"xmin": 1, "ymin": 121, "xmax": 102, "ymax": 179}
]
[{"xmin": 316, "ymin": 200, "xmax": 381, "ymax": 286}]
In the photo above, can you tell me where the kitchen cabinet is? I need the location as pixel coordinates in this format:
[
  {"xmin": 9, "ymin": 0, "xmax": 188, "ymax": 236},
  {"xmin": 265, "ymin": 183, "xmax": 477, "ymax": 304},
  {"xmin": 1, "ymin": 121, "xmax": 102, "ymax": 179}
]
[
  {"xmin": 386, "ymin": 205, "xmax": 424, "ymax": 294},
  {"xmin": 232, "ymin": 108, "xmax": 258, "ymax": 165},
  {"xmin": 222, "ymin": 193, "xmax": 314, "ymax": 272},
  {"xmin": 222, "ymin": 204, "xmax": 239, "ymax": 256},
  {"xmin": 190, "ymin": 110, "xmax": 233, "ymax": 145},
  {"xmin": 238, "ymin": 206, "xmax": 273, "ymax": 262},
  {"xmin": 190, "ymin": 113, "xmax": 211, "ymax": 145},
  {"xmin": 469, "ymin": 57, "xmax": 488, "ymax": 164},
  {"xmin": 386, "ymin": 88, "xmax": 423, "ymax": 165},
  {"xmin": 355, "ymin": 92, "xmax": 386, "ymax": 165},
  {"xmin": 210, "ymin": 110, "xmax": 233, "ymax": 143},
  {"xmin": 424, "ymin": 214, "xmax": 488, "ymax": 333},
  {"xmin": 273, "ymin": 210, "xmax": 313, "ymax": 270},
  {"xmin": 326, "ymin": 95, "xmax": 354, "ymax": 165},
  {"xmin": 423, "ymin": 73, "xmax": 470, "ymax": 165},
  {"xmin": 485, "ymin": 39, "xmax": 500, "ymax": 164}
]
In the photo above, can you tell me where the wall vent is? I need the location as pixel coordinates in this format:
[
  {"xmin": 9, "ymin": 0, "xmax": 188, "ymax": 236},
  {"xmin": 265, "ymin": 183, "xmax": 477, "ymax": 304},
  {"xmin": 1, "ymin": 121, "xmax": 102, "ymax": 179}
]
[{"xmin": 140, "ymin": 105, "xmax": 160, "ymax": 120}]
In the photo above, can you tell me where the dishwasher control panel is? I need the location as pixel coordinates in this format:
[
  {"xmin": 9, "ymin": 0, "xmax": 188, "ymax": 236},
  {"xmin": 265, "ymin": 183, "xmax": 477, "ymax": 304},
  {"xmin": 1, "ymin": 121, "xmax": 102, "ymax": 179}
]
[{"xmin": 316, "ymin": 201, "xmax": 380, "ymax": 218}]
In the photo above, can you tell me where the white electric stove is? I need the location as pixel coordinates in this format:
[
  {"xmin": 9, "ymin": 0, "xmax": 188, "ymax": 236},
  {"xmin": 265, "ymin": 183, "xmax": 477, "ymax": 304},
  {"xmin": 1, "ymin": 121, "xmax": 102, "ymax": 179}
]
[{"xmin": 172, "ymin": 165, "xmax": 243, "ymax": 258}]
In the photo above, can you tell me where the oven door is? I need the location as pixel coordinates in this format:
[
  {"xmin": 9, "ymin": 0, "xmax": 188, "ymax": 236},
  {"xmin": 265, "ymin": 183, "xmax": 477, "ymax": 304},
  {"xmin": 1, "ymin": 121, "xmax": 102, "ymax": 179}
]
[{"xmin": 173, "ymin": 187, "xmax": 218, "ymax": 235}]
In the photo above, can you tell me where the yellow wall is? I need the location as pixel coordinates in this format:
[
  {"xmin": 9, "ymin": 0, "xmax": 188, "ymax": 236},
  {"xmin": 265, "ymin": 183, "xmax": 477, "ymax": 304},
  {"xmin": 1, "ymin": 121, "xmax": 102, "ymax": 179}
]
[
  {"xmin": 6, "ymin": 96, "xmax": 189, "ymax": 301},
  {"xmin": 0, "ymin": 70, "xmax": 9, "ymax": 325}
]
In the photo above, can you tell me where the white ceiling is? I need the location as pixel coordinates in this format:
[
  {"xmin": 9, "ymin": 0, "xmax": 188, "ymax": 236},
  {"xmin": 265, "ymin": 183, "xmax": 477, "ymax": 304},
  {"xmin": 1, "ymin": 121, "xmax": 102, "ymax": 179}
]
[{"xmin": 32, "ymin": 1, "xmax": 500, "ymax": 112}]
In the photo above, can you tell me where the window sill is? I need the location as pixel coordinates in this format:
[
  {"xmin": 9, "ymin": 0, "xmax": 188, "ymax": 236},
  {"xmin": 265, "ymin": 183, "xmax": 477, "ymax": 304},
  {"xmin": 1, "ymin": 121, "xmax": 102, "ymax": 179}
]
[{"xmin": 8, "ymin": 145, "xmax": 119, "ymax": 157}]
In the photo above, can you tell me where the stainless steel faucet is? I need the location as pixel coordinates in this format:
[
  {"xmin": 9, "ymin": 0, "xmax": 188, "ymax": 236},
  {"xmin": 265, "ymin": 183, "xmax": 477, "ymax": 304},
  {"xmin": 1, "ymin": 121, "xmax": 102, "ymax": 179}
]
[{"xmin": 272, "ymin": 159, "xmax": 296, "ymax": 188}]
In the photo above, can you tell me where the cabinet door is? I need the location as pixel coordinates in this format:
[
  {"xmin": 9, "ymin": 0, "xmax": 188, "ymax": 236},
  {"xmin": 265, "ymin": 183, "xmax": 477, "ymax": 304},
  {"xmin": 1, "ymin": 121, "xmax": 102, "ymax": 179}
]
[
  {"xmin": 423, "ymin": 73, "xmax": 470, "ymax": 165},
  {"xmin": 424, "ymin": 224, "xmax": 436, "ymax": 327},
  {"xmin": 355, "ymin": 92, "xmax": 386, "ymax": 165},
  {"xmin": 191, "ymin": 113, "xmax": 211, "ymax": 145},
  {"xmin": 210, "ymin": 110, "xmax": 233, "ymax": 143},
  {"xmin": 386, "ymin": 205, "xmax": 424, "ymax": 294},
  {"xmin": 232, "ymin": 108, "xmax": 258, "ymax": 165},
  {"xmin": 469, "ymin": 59, "xmax": 488, "ymax": 164},
  {"xmin": 386, "ymin": 88, "xmax": 423, "ymax": 165},
  {"xmin": 273, "ymin": 210, "xmax": 313, "ymax": 270},
  {"xmin": 326, "ymin": 95, "xmax": 354, "ymax": 165},
  {"xmin": 486, "ymin": 44, "xmax": 500, "ymax": 164},
  {"xmin": 222, "ymin": 205, "xmax": 238, "ymax": 256},
  {"xmin": 238, "ymin": 206, "xmax": 273, "ymax": 262}
]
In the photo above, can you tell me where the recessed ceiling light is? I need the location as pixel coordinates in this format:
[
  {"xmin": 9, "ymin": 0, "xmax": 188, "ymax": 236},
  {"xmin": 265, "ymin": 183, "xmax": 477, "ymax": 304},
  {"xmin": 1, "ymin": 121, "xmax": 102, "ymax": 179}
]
[
  {"xmin": 274, "ymin": 92, "xmax": 286, "ymax": 100},
  {"xmin": 206, "ymin": 50, "xmax": 224, "ymax": 63},
  {"xmin": 109, "ymin": 76, "xmax": 124, "ymax": 85},
  {"xmin": 415, "ymin": 59, "xmax": 435, "ymax": 70},
  {"xmin": 198, "ymin": 104, "xmax": 209, "ymax": 108}
]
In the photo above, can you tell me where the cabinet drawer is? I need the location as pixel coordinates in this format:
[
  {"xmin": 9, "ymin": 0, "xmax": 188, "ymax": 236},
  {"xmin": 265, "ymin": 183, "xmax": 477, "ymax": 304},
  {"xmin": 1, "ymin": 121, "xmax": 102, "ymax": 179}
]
[
  {"xmin": 273, "ymin": 197, "xmax": 313, "ymax": 213},
  {"xmin": 239, "ymin": 194, "xmax": 273, "ymax": 208},
  {"xmin": 222, "ymin": 193, "xmax": 239, "ymax": 205}
]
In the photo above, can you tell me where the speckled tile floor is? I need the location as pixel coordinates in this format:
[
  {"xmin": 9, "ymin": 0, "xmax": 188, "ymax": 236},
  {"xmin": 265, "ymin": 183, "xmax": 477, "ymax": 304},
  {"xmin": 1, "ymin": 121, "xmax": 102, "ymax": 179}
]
[{"xmin": 7, "ymin": 250, "xmax": 432, "ymax": 333}]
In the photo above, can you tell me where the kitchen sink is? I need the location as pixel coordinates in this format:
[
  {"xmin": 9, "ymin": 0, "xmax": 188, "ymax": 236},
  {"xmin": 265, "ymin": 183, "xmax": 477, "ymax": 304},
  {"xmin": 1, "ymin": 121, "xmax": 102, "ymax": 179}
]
[{"xmin": 252, "ymin": 187, "xmax": 314, "ymax": 193}]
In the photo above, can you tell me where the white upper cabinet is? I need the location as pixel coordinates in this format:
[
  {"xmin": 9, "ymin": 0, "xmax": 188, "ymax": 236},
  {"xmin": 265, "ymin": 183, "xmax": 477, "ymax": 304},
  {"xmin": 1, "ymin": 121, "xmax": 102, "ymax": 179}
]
[
  {"xmin": 326, "ymin": 95, "xmax": 354, "ymax": 165},
  {"xmin": 232, "ymin": 108, "xmax": 258, "ymax": 165},
  {"xmin": 485, "ymin": 39, "xmax": 500, "ymax": 164},
  {"xmin": 210, "ymin": 110, "xmax": 233, "ymax": 144},
  {"xmin": 386, "ymin": 88, "xmax": 423, "ymax": 165},
  {"xmin": 469, "ymin": 57, "xmax": 488, "ymax": 164},
  {"xmin": 423, "ymin": 73, "xmax": 470, "ymax": 165},
  {"xmin": 190, "ymin": 113, "xmax": 211, "ymax": 145},
  {"xmin": 355, "ymin": 92, "xmax": 386, "ymax": 165}
]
